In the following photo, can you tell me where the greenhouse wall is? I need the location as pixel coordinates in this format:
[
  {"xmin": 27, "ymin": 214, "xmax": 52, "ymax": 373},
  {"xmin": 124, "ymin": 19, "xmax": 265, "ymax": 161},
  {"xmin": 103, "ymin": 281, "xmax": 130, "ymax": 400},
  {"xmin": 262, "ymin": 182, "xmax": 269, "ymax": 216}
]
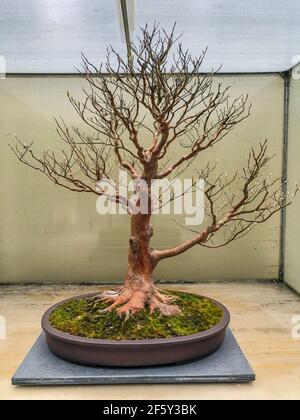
[{"xmin": 0, "ymin": 74, "xmax": 284, "ymax": 284}]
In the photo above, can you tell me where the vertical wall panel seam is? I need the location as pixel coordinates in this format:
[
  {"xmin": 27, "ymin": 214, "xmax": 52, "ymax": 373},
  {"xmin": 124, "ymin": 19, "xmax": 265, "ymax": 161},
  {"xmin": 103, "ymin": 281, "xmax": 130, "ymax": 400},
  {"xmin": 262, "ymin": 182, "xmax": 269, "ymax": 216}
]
[{"xmin": 279, "ymin": 70, "xmax": 291, "ymax": 283}]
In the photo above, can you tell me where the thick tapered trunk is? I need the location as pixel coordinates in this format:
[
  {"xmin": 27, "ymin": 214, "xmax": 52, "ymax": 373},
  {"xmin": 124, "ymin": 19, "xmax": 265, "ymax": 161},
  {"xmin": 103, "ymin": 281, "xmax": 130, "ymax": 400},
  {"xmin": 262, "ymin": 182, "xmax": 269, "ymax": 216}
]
[
  {"xmin": 98, "ymin": 165, "xmax": 181, "ymax": 316},
  {"xmin": 122, "ymin": 213, "xmax": 157, "ymax": 313},
  {"xmin": 126, "ymin": 213, "xmax": 155, "ymax": 287},
  {"xmin": 124, "ymin": 172, "xmax": 157, "ymax": 299},
  {"xmin": 99, "ymin": 213, "xmax": 181, "ymax": 316}
]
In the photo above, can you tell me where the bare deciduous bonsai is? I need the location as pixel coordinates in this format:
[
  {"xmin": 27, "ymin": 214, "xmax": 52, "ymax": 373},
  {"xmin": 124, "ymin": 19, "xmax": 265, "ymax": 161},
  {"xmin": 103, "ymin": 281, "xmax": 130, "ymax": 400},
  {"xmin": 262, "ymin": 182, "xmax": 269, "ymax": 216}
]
[{"xmin": 11, "ymin": 24, "xmax": 293, "ymax": 317}]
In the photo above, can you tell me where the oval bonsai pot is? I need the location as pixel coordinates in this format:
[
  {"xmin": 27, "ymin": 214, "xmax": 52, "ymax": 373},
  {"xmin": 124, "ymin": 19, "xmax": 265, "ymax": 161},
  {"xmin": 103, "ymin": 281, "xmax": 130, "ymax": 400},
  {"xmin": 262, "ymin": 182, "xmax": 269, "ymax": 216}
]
[{"xmin": 41, "ymin": 293, "xmax": 230, "ymax": 367}]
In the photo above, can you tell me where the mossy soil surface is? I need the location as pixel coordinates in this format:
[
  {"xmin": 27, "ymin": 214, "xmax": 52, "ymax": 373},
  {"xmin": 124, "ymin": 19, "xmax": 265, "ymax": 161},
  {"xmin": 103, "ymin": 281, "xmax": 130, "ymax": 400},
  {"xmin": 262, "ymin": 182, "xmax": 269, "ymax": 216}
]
[{"xmin": 50, "ymin": 290, "xmax": 223, "ymax": 340}]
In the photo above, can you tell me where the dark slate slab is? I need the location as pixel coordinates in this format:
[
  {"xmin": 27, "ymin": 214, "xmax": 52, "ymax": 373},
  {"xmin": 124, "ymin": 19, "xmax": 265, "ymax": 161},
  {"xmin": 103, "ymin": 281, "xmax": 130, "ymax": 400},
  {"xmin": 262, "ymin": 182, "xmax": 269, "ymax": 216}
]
[{"xmin": 12, "ymin": 329, "xmax": 255, "ymax": 386}]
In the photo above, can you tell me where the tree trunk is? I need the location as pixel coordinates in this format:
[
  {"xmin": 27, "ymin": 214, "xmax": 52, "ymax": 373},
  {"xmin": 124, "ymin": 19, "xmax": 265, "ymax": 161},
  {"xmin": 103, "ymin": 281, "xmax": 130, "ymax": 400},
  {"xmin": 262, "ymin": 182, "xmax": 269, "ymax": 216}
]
[
  {"xmin": 126, "ymin": 213, "xmax": 155, "ymax": 289},
  {"xmin": 119, "ymin": 213, "xmax": 156, "ymax": 313},
  {"xmin": 97, "ymin": 167, "xmax": 181, "ymax": 316},
  {"xmin": 99, "ymin": 213, "xmax": 181, "ymax": 316}
]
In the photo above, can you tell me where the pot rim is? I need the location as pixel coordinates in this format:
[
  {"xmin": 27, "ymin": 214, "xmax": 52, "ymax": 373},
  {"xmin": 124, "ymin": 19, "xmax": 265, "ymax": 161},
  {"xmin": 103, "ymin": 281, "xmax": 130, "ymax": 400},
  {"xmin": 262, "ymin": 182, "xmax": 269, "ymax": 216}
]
[{"xmin": 42, "ymin": 292, "xmax": 230, "ymax": 347}]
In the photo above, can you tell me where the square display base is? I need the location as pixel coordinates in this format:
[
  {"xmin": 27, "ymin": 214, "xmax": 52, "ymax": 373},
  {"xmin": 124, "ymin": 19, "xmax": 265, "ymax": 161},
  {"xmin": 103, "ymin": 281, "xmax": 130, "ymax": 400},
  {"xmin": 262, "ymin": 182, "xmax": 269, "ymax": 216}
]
[{"xmin": 12, "ymin": 329, "xmax": 255, "ymax": 386}]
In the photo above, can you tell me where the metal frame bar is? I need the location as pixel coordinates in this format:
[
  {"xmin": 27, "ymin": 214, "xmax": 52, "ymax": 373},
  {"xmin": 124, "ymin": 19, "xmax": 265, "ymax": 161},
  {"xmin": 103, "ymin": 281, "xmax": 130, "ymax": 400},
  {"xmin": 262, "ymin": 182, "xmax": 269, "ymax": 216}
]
[
  {"xmin": 120, "ymin": 0, "xmax": 132, "ymax": 62},
  {"xmin": 4, "ymin": 71, "xmax": 281, "ymax": 77},
  {"xmin": 279, "ymin": 70, "xmax": 292, "ymax": 283}
]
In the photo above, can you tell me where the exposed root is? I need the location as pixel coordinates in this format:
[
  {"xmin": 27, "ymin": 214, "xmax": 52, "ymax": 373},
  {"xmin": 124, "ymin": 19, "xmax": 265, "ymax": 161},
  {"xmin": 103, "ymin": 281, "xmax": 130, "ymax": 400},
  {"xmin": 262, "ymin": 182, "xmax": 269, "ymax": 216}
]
[
  {"xmin": 89, "ymin": 288, "xmax": 131, "ymax": 312},
  {"xmin": 88, "ymin": 289, "xmax": 122, "ymax": 308},
  {"xmin": 116, "ymin": 290, "xmax": 146, "ymax": 316},
  {"xmin": 154, "ymin": 289, "xmax": 177, "ymax": 305},
  {"xmin": 149, "ymin": 296, "xmax": 181, "ymax": 316},
  {"xmin": 90, "ymin": 286, "xmax": 182, "ymax": 317}
]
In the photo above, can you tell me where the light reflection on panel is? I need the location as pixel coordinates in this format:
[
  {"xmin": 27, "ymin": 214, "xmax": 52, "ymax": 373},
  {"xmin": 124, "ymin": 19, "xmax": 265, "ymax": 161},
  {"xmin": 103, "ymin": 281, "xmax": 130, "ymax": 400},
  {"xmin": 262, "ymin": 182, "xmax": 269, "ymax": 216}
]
[
  {"xmin": 134, "ymin": 0, "xmax": 300, "ymax": 73},
  {"xmin": 0, "ymin": 0, "xmax": 126, "ymax": 73}
]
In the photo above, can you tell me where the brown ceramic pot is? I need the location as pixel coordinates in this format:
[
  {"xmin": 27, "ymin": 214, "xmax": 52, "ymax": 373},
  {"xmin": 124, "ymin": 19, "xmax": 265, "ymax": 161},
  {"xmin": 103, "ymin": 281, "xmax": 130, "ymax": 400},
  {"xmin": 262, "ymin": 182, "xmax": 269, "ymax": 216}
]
[{"xmin": 41, "ymin": 292, "xmax": 230, "ymax": 367}]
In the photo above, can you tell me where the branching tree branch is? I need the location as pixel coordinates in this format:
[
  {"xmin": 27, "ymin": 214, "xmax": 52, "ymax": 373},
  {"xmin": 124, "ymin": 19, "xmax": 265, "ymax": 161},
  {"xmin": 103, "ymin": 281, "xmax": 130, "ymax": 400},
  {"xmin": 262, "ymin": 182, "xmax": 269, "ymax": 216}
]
[
  {"xmin": 10, "ymin": 24, "xmax": 294, "ymax": 316},
  {"xmin": 155, "ymin": 141, "xmax": 296, "ymax": 260}
]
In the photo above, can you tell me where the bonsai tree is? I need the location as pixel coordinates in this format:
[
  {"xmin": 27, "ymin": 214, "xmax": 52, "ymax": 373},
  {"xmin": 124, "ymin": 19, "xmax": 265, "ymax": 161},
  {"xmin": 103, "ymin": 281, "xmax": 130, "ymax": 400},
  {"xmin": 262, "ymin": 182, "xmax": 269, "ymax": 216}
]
[{"xmin": 11, "ymin": 24, "xmax": 292, "ymax": 317}]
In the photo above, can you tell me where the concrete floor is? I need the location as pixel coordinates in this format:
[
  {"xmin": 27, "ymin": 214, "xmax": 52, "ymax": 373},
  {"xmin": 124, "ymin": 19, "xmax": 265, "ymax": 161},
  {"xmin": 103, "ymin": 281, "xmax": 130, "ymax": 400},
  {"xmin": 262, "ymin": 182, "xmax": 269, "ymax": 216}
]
[{"xmin": 0, "ymin": 282, "xmax": 300, "ymax": 400}]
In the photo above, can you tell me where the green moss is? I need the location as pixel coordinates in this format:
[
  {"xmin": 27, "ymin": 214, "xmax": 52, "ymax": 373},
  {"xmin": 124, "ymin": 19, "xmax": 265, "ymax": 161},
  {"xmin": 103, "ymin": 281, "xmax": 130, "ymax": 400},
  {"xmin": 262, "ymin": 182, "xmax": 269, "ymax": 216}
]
[{"xmin": 49, "ymin": 290, "xmax": 223, "ymax": 340}]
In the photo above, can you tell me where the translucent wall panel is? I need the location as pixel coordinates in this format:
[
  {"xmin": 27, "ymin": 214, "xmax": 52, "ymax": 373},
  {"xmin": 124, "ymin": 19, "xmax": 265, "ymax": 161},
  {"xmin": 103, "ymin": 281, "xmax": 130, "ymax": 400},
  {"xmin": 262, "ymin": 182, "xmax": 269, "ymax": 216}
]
[
  {"xmin": 1, "ymin": 1, "xmax": 300, "ymax": 74},
  {"xmin": 0, "ymin": 75, "xmax": 283, "ymax": 283},
  {"xmin": 134, "ymin": 0, "xmax": 300, "ymax": 73},
  {"xmin": 0, "ymin": 0, "xmax": 126, "ymax": 73},
  {"xmin": 285, "ymin": 70, "xmax": 300, "ymax": 293}
]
